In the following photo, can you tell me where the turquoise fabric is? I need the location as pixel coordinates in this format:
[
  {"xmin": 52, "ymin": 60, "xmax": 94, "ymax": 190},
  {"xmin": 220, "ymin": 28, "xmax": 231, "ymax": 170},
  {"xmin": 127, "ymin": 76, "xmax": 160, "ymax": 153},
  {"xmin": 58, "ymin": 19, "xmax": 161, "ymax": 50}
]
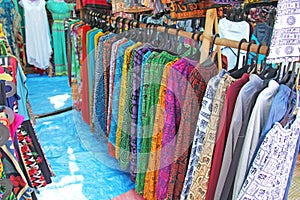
[
  {"xmin": 47, "ymin": 0, "xmax": 75, "ymax": 75},
  {"xmin": 108, "ymin": 40, "xmax": 135, "ymax": 147}
]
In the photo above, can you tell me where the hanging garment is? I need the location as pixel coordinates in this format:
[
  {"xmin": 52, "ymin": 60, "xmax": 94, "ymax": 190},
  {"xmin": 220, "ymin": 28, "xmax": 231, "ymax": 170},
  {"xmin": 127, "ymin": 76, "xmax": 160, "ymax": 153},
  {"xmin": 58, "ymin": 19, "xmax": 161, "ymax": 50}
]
[
  {"xmin": 118, "ymin": 42, "xmax": 144, "ymax": 170},
  {"xmin": 215, "ymin": 74, "xmax": 265, "ymax": 200},
  {"xmin": 22, "ymin": 0, "xmax": 52, "ymax": 69},
  {"xmin": 0, "ymin": 0, "xmax": 21, "ymax": 56},
  {"xmin": 107, "ymin": 37, "xmax": 129, "ymax": 156},
  {"xmin": 136, "ymin": 50, "xmax": 169, "ymax": 193},
  {"xmin": 102, "ymin": 35, "xmax": 117, "ymax": 134},
  {"xmin": 187, "ymin": 73, "xmax": 235, "ymax": 200},
  {"xmin": 167, "ymin": 58, "xmax": 218, "ymax": 200},
  {"xmin": 16, "ymin": 122, "xmax": 48, "ymax": 188},
  {"xmin": 0, "ymin": 56, "xmax": 30, "ymax": 121},
  {"xmin": 218, "ymin": 18, "xmax": 251, "ymax": 71},
  {"xmin": 267, "ymin": 0, "xmax": 300, "ymax": 63},
  {"xmin": 0, "ymin": 146, "xmax": 32, "ymax": 199},
  {"xmin": 89, "ymin": 29, "xmax": 104, "ymax": 128},
  {"xmin": 114, "ymin": 40, "xmax": 137, "ymax": 160},
  {"xmin": 47, "ymin": 0, "xmax": 75, "ymax": 75},
  {"xmin": 253, "ymin": 22, "xmax": 273, "ymax": 46},
  {"xmin": 108, "ymin": 38, "xmax": 131, "ymax": 157},
  {"xmin": 93, "ymin": 33, "xmax": 115, "ymax": 134},
  {"xmin": 80, "ymin": 24, "xmax": 92, "ymax": 125},
  {"xmin": 144, "ymin": 58, "xmax": 179, "ymax": 200},
  {"xmin": 106, "ymin": 37, "xmax": 125, "ymax": 140},
  {"xmin": 206, "ymin": 73, "xmax": 250, "ymax": 200},
  {"xmin": 232, "ymin": 79, "xmax": 279, "ymax": 199},
  {"xmin": 156, "ymin": 57, "xmax": 196, "ymax": 200},
  {"xmin": 181, "ymin": 69, "xmax": 226, "ymax": 200},
  {"xmin": 20, "ymin": 120, "xmax": 54, "ymax": 185},
  {"xmin": 69, "ymin": 21, "xmax": 83, "ymax": 111},
  {"xmin": 260, "ymin": 84, "xmax": 293, "ymax": 139},
  {"xmin": 136, "ymin": 51, "xmax": 179, "ymax": 195},
  {"xmin": 237, "ymin": 118, "xmax": 300, "ymax": 200},
  {"xmin": 134, "ymin": 48, "xmax": 154, "ymax": 181}
]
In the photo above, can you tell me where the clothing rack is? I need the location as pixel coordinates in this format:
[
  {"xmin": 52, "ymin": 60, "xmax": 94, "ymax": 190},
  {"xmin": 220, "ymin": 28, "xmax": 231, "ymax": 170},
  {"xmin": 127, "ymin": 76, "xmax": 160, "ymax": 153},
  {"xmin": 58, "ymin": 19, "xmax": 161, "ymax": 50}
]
[
  {"xmin": 84, "ymin": 8, "xmax": 299, "ymax": 109},
  {"xmin": 85, "ymin": 8, "xmax": 270, "ymax": 57}
]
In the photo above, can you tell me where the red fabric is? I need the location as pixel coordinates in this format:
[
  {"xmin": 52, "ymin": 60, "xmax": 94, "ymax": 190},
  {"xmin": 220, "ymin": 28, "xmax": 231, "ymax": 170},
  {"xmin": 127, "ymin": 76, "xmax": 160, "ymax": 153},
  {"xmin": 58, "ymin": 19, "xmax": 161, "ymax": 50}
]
[
  {"xmin": 82, "ymin": 0, "xmax": 110, "ymax": 7},
  {"xmin": 80, "ymin": 25, "xmax": 91, "ymax": 125},
  {"xmin": 108, "ymin": 142, "xmax": 116, "ymax": 158},
  {"xmin": 205, "ymin": 73, "xmax": 249, "ymax": 200}
]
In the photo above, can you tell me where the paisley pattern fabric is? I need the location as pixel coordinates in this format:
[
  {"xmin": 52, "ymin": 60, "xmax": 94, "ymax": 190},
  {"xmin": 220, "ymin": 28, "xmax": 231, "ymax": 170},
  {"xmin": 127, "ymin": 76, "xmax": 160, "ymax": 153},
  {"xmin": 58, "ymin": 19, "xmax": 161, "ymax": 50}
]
[
  {"xmin": 0, "ymin": 0, "xmax": 21, "ymax": 56},
  {"xmin": 93, "ymin": 33, "xmax": 115, "ymax": 135},
  {"xmin": 167, "ymin": 61, "xmax": 208, "ymax": 200},
  {"xmin": 107, "ymin": 37, "xmax": 126, "ymax": 139},
  {"xmin": 118, "ymin": 42, "xmax": 143, "ymax": 170},
  {"xmin": 135, "ymin": 52, "xmax": 178, "ymax": 195},
  {"xmin": 143, "ymin": 58, "xmax": 179, "ymax": 200},
  {"xmin": 156, "ymin": 58, "xmax": 196, "ymax": 200},
  {"xmin": 129, "ymin": 45, "xmax": 154, "ymax": 181},
  {"xmin": 134, "ymin": 50, "xmax": 153, "ymax": 181},
  {"xmin": 115, "ymin": 41, "xmax": 139, "ymax": 160},
  {"xmin": 107, "ymin": 38, "xmax": 128, "ymax": 157},
  {"xmin": 135, "ymin": 51, "xmax": 159, "ymax": 192}
]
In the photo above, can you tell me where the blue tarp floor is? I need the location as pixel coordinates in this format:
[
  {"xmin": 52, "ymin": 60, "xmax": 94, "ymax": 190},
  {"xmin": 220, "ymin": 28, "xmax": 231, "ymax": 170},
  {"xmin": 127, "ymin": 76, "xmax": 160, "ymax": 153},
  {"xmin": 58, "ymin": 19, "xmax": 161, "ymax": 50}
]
[{"xmin": 26, "ymin": 74, "xmax": 135, "ymax": 200}]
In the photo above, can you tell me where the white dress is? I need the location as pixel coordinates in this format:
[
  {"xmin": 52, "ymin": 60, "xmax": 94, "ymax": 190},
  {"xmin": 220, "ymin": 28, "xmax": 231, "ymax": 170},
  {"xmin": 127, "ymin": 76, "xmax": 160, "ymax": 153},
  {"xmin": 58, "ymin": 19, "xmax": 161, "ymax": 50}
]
[{"xmin": 22, "ymin": 0, "xmax": 52, "ymax": 69}]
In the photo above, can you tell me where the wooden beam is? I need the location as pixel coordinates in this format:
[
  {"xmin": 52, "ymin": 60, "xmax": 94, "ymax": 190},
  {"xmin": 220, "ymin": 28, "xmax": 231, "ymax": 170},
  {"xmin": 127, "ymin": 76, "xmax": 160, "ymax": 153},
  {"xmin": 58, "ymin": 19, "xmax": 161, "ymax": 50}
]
[
  {"xmin": 200, "ymin": 8, "xmax": 217, "ymax": 64},
  {"xmin": 95, "ymin": 11, "xmax": 269, "ymax": 56}
]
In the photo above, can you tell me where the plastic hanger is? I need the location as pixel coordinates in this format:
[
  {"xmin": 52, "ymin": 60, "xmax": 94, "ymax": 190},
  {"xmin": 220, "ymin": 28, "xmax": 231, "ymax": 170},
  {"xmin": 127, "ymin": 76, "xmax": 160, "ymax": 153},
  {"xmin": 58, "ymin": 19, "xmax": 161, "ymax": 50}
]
[
  {"xmin": 170, "ymin": 29, "xmax": 180, "ymax": 54},
  {"xmin": 273, "ymin": 63, "xmax": 282, "ymax": 82},
  {"xmin": 249, "ymin": 43, "xmax": 261, "ymax": 75},
  {"xmin": 209, "ymin": 33, "xmax": 220, "ymax": 62},
  {"xmin": 244, "ymin": 41, "xmax": 256, "ymax": 73},
  {"xmin": 150, "ymin": 24, "xmax": 159, "ymax": 46},
  {"xmin": 178, "ymin": 29, "xmax": 190, "ymax": 56},
  {"xmin": 124, "ymin": 19, "xmax": 133, "ymax": 38},
  {"xmin": 113, "ymin": 16, "xmax": 122, "ymax": 34},
  {"xmin": 228, "ymin": 38, "xmax": 247, "ymax": 73},
  {"xmin": 102, "ymin": 15, "xmax": 113, "ymax": 32},
  {"xmin": 230, "ymin": 40, "xmax": 255, "ymax": 78},
  {"xmin": 121, "ymin": 18, "xmax": 126, "ymax": 33},
  {"xmin": 160, "ymin": 27, "xmax": 170, "ymax": 50},
  {"xmin": 280, "ymin": 62, "xmax": 292, "ymax": 84},
  {"xmin": 187, "ymin": 32, "xmax": 197, "ymax": 59},
  {"xmin": 131, "ymin": 21, "xmax": 141, "ymax": 41},
  {"xmin": 286, "ymin": 62, "xmax": 297, "ymax": 89},
  {"xmin": 191, "ymin": 31, "xmax": 202, "ymax": 60}
]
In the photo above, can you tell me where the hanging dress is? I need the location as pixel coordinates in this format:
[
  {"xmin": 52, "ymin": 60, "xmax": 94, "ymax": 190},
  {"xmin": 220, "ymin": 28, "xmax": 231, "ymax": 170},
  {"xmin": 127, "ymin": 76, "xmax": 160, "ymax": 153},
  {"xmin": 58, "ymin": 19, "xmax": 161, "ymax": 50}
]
[
  {"xmin": 47, "ymin": 0, "xmax": 75, "ymax": 75},
  {"xmin": 22, "ymin": 0, "xmax": 52, "ymax": 69}
]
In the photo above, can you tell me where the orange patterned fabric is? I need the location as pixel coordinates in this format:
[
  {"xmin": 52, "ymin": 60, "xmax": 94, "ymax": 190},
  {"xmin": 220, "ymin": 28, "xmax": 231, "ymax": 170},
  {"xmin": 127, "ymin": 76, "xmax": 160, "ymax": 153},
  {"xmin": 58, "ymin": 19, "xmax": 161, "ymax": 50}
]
[{"xmin": 143, "ymin": 59, "xmax": 179, "ymax": 200}]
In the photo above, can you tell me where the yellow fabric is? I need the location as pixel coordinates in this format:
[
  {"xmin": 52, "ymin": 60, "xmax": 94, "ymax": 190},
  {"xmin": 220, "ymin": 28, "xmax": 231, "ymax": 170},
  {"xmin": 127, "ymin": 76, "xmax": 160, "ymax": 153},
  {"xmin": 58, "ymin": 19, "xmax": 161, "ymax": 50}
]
[
  {"xmin": 115, "ymin": 42, "xmax": 142, "ymax": 159},
  {"xmin": 0, "ymin": 73, "xmax": 13, "ymax": 82},
  {"xmin": 94, "ymin": 31, "xmax": 104, "ymax": 58},
  {"xmin": 0, "ymin": 23, "xmax": 4, "ymax": 37},
  {"xmin": 143, "ymin": 58, "xmax": 179, "ymax": 200}
]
